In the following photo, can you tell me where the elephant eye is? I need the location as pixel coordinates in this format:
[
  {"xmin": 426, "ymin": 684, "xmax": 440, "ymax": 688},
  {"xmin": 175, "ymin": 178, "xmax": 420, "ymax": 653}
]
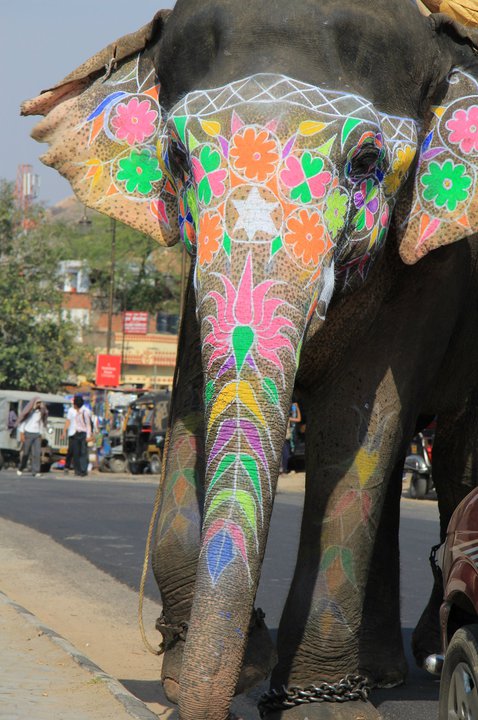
[{"xmin": 349, "ymin": 146, "xmax": 381, "ymax": 178}]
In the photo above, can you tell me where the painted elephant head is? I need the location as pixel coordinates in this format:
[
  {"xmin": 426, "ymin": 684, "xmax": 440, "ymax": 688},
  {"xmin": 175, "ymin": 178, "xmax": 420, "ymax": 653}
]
[{"xmin": 21, "ymin": 3, "xmax": 478, "ymax": 718}]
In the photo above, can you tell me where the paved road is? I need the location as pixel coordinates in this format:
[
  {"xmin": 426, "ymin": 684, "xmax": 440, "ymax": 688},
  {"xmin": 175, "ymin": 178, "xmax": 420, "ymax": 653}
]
[{"xmin": 0, "ymin": 468, "xmax": 441, "ymax": 719}]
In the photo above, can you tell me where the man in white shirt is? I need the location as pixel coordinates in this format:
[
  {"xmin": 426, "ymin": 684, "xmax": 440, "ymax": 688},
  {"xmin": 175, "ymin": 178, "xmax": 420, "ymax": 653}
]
[
  {"xmin": 72, "ymin": 394, "xmax": 92, "ymax": 476},
  {"xmin": 17, "ymin": 397, "xmax": 48, "ymax": 477},
  {"xmin": 61, "ymin": 399, "xmax": 77, "ymax": 472}
]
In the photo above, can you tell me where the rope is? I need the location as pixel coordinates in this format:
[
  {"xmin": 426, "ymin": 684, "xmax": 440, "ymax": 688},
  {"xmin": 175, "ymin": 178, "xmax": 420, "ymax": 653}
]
[{"xmin": 137, "ymin": 259, "xmax": 190, "ymax": 655}]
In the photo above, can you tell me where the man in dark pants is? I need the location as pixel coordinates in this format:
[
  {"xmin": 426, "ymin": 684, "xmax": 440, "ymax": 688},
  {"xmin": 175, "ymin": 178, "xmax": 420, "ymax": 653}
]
[
  {"xmin": 72, "ymin": 394, "xmax": 92, "ymax": 477},
  {"xmin": 61, "ymin": 397, "xmax": 76, "ymax": 472},
  {"xmin": 16, "ymin": 397, "xmax": 48, "ymax": 477}
]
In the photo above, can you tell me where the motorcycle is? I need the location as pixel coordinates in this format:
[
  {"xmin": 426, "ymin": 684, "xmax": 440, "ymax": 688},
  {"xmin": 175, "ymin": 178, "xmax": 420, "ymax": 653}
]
[{"xmin": 403, "ymin": 430, "xmax": 434, "ymax": 500}]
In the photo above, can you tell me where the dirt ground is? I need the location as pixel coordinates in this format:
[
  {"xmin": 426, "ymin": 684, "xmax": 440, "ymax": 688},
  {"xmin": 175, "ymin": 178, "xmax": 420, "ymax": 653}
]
[
  {"xmin": 0, "ymin": 595, "xmax": 141, "ymax": 720},
  {"xmin": 0, "ymin": 516, "xmax": 178, "ymax": 717}
]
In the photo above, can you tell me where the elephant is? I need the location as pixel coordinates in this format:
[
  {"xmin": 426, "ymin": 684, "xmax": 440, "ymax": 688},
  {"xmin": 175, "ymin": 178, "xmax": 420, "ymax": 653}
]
[{"xmin": 21, "ymin": 1, "xmax": 478, "ymax": 718}]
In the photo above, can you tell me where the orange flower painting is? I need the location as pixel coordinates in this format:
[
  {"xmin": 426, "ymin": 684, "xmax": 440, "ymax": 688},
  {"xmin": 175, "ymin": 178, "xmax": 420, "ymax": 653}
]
[
  {"xmin": 198, "ymin": 211, "xmax": 223, "ymax": 265},
  {"xmin": 285, "ymin": 209, "xmax": 331, "ymax": 266},
  {"xmin": 229, "ymin": 127, "xmax": 279, "ymax": 182}
]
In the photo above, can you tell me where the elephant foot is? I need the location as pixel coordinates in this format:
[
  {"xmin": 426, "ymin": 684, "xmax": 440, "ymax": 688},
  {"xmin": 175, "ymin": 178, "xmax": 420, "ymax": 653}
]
[
  {"xmin": 262, "ymin": 701, "xmax": 382, "ymax": 720},
  {"xmin": 359, "ymin": 655, "xmax": 407, "ymax": 689},
  {"xmin": 158, "ymin": 608, "xmax": 276, "ymax": 704}
]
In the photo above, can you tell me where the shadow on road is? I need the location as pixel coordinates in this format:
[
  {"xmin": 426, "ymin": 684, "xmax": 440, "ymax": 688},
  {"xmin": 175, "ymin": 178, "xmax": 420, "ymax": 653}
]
[{"xmin": 372, "ymin": 628, "xmax": 440, "ymax": 719}]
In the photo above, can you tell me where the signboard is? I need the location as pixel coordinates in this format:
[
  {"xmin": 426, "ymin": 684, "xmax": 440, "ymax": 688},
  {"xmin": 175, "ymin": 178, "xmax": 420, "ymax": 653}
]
[
  {"xmin": 95, "ymin": 354, "xmax": 121, "ymax": 387},
  {"xmin": 123, "ymin": 311, "xmax": 149, "ymax": 335}
]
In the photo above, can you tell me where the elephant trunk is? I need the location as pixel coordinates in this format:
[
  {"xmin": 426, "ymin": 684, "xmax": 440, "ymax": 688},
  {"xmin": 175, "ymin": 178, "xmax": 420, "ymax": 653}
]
[{"xmin": 177, "ymin": 252, "xmax": 302, "ymax": 719}]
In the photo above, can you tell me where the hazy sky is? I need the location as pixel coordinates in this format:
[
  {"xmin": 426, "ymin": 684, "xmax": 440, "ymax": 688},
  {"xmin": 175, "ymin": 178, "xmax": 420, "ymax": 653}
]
[{"xmin": 2, "ymin": 1, "xmax": 175, "ymax": 207}]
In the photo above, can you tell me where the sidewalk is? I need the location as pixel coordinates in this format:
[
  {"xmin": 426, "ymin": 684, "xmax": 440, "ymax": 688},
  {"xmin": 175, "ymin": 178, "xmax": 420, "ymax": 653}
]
[{"xmin": 0, "ymin": 591, "xmax": 160, "ymax": 720}]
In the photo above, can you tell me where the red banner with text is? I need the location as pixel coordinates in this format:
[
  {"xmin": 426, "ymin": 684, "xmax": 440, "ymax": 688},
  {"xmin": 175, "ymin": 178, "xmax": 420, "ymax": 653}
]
[{"xmin": 95, "ymin": 354, "xmax": 121, "ymax": 387}]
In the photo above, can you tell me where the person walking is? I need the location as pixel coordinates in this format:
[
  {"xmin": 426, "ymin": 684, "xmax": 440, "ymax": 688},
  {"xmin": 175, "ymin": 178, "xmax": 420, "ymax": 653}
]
[
  {"xmin": 16, "ymin": 397, "xmax": 48, "ymax": 477},
  {"xmin": 61, "ymin": 398, "xmax": 76, "ymax": 472},
  {"xmin": 72, "ymin": 394, "xmax": 92, "ymax": 477},
  {"xmin": 280, "ymin": 399, "xmax": 302, "ymax": 474}
]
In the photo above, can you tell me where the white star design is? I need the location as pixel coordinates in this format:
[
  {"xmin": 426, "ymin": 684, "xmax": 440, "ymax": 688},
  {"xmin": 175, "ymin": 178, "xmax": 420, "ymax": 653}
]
[{"xmin": 232, "ymin": 187, "xmax": 279, "ymax": 240}]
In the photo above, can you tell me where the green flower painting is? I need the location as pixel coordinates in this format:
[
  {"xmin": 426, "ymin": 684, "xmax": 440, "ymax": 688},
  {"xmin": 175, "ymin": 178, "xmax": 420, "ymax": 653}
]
[
  {"xmin": 117, "ymin": 149, "xmax": 163, "ymax": 195},
  {"xmin": 421, "ymin": 159, "xmax": 472, "ymax": 213},
  {"xmin": 324, "ymin": 189, "xmax": 348, "ymax": 238}
]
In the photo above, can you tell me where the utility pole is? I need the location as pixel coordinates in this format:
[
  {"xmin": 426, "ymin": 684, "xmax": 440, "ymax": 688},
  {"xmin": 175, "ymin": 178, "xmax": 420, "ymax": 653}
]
[{"xmin": 106, "ymin": 218, "xmax": 116, "ymax": 354}]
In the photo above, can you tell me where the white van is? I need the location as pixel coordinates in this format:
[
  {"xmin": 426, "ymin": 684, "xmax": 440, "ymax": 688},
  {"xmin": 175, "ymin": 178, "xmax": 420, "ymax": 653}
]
[{"xmin": 0, "ymin": 390, "xmax": 67, "ymax": 471}]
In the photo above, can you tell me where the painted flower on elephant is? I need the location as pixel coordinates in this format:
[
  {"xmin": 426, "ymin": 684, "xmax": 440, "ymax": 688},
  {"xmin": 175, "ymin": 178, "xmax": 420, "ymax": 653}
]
[
  {"xmin": 203, "ymin": 254, "xmax": 295, "ymax": 374},
  {"xmin": 324, "ymin": 189, "xmax": 348, "ymax": 238},
  {"xmin": 229, "ymin": 127, "xmax": 279, "ymax": 182},
  {"xmin": 285, "ymin": 209, "xmax": 333, "ymax": 266},
  {"xmin": 116, "ymin": 149, "xmax": 163, "ymax": 194},
  {"xmin": 446, "ymin": 105, "xmax": 478, "ymax": 154},
  {"xmin": 198, "ymin": 211, "xmax": 223, "ymax": 265},
  {"xmin": 353, "ymin": 178, "xmax": 379, "ymax": 231},
  {"xmin": 192, "ymin": 145, "xmax": 227, "ymax": 204},
  {"xmin": 384, "ymin": 144, "xmax": 416, "ymax": 194},
  {"xmin": 111, "ymin": 97, "xmax": 157, "ymax": 145},
  {"xmin": 421, "ymin": 159, "xmax": 472, "ymax": 212},
  {"xmin": 280, "ymin": 152, "xmax": 332, "ymax": 203}
]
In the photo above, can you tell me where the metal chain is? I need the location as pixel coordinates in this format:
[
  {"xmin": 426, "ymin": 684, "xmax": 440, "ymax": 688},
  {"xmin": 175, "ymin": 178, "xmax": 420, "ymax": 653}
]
[
  {"xmin": 258, "ymin": 675, "xmax": 370, "ymax": 717},
  {"xmin": 155, "ymin": 612, "xmax": 189, "ymax": 655}
]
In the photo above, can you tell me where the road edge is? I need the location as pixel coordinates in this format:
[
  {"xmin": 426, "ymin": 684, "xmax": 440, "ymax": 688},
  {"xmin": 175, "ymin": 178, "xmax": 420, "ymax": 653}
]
[{"xmin": 0, "ymin": 589, "xmax": 160, "ymax": 720}]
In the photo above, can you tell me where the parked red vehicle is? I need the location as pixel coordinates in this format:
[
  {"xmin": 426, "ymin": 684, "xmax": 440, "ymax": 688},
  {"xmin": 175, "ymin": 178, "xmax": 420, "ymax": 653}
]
[{"xmin": 427, "ymin": 487, "xmax": 478, "ymax": 718}]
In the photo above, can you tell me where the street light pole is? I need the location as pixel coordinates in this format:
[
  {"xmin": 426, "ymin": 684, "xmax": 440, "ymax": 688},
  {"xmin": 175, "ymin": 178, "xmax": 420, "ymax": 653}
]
[{"xmin": 106, "ymin": 218, "xmax": 116, "ymax": 354}]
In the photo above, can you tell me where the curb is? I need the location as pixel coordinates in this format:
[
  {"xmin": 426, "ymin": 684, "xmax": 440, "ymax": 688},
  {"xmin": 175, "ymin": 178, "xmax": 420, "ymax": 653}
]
[{"xmin": 0, "ymin": 590, "xmax": 159, "ymax": 720}]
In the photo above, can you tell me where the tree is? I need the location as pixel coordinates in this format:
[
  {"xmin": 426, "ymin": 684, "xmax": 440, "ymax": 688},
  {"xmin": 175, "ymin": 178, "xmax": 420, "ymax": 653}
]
[
  {"xmin": 0, "ymin": 180, "xmax": 90, "ymax": 392},
  {"xmin": 45, "ymin": 206, "xmax": 183, "ymax": 314}
]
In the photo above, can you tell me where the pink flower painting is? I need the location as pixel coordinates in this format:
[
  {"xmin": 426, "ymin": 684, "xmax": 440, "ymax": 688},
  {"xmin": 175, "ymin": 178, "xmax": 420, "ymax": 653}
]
[
  {"xmin": 203, "ymin": 254, "xmax": 295, "ymax": 374},
  {"xmin": 111, "ymin": 97, "xmax": 158, "ymax": 145},
  {"xmin": 446, "ymin": 105, "xmax": 478, "ymax": 155}
]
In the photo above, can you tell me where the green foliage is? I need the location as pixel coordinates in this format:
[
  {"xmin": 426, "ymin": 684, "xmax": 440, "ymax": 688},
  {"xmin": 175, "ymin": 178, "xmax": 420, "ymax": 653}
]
[
  {"xmin": 0, "ymin": 176, "xmax": 183, "ymax": 390},
  {"xmin": 48, "ymin": 211, "xmax": 182, "ymax": 314},
  {"xmin": 0, "ymin": 180, "xmax": 90, "ymax": 392}
]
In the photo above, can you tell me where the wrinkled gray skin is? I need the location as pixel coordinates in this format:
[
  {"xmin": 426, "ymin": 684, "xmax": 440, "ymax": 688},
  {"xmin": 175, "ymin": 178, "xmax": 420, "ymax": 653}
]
[
  {"xmin": 24, "ymin": 1, "xmax": 478, "ymax": 719},
  {"xmin": 150, "ymin": 3, "xmax": 478, "ymax": 719}
]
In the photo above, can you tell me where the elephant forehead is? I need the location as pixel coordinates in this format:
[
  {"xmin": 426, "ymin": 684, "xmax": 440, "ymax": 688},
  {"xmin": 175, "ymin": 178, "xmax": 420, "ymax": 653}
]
[
  {"xmin": 167, "ymin": 73, "xmax": 418, "ymax": 147},
  {"xmin": 165, "ymin": 73, "xmax": 419, "ymax": 289}
]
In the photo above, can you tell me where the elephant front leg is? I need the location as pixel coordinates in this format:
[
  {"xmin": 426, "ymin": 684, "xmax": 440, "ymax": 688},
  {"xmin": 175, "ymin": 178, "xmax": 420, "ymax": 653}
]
[
  {"xmin": 151, "ymin": 282, "xmax": 206, "ymax": 703},
  {"xmin": 267, "ymin": 370, "xmax": 409, "ymax": 720},
  {"xmin": 359, "ymin": 457, "xmax": 407, "ymax": 688}
]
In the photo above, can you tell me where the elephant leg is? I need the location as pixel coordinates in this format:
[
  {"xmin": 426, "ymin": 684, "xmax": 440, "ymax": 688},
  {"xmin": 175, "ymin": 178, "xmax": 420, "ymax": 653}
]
[
  {"xmin": 266, "ymin": 360, "xmax": 414, "ymax": 720},
  {"xmin": 151, "ymin": 278, "xmax": 274, "ymax": 703},
  {"xmin": 412, "ymin": 398, "xmax": 478, "ymax": 667},
  {"xmin": 359, "ymin": 457, "xmax": 407, "ymax": 688},
  {"xmin": 151, "ymin": 278, "xmax": 206, "ymax": 702}
]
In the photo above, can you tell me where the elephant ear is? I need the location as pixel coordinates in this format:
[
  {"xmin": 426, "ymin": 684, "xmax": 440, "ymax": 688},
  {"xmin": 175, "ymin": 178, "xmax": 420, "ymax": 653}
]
[
  {"xmin": 398, "ymin": 66, "xmax": 478, "ymax": 264},
  {"xmin": 20, "ymin": 10, "xmax": 178, "ymax": 246}
]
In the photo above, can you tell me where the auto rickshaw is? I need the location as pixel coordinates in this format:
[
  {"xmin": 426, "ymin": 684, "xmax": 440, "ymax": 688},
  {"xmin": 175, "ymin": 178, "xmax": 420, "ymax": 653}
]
[{"xmin": 122, "ymin": 391, "xmax": 170, "ymax": 474}]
